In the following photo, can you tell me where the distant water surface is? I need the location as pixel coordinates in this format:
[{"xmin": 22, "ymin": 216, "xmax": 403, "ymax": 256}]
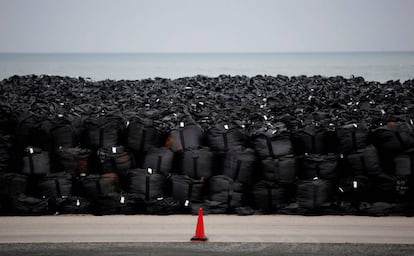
[{"xmin": 0, "ymin": 52, "xmax": 413, "ymax": 82}]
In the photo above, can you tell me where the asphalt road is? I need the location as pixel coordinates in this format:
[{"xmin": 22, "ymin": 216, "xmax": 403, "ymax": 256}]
[{"xmin": 0, "ymin": 215, "xmax": 413, "ymax": 255}]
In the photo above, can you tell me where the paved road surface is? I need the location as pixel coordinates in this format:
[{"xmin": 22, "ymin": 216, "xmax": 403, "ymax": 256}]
[
  {"xmin": 1, "ymin": 215, "xmax": 413, "ymax": 243},
  {"xmin": 0, "ymin": 215, "xmax": 413, "ymax": 255}
]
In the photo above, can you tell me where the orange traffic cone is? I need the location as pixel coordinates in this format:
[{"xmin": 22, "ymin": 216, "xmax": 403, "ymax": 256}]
[{"xmin": 191, "ymin": 208, "xmax": 208, "ymax": 241}]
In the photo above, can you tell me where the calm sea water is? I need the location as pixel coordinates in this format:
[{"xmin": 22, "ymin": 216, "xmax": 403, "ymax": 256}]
[{"xmin": 0, "ymin": 52, "xmax": 413, "ymax": 82}]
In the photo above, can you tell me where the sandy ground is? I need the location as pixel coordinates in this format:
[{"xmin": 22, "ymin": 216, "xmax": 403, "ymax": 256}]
[{"xmin": 0, "ymin": 215, "xmax": 413, "ymax": 255}]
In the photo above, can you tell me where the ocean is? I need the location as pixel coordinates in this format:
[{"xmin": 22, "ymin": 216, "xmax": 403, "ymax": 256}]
[{"xmin": 0, "ymin": 52, "xmax": 413, "ymax": 82}]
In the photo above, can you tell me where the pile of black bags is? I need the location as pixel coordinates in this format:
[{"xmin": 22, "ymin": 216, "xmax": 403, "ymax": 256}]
[{"xmin": 0, "ymin": 74, "xmax": 413, "ymax": 216}]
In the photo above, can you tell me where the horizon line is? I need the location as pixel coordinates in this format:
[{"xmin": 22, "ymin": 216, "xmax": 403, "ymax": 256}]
[{"xmin": 1, "ymin": 50, "xmax": 414, "ymax": 54}]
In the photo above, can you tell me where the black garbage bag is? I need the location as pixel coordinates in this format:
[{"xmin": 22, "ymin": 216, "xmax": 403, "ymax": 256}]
[
  {"xmin": 0, "ymin": 173, "xmax": 28, "ymax": 197},
  {"xmin": 208, "ymin": 175, "xmax": 245, "ymax": 212},
  {"xmin": 372, "ymin": 122, "xmax": 414, "ymax": 155},
  {"xmin": 292, "ymin": 125, "xmax": 335, "ymax": 154},
  {"xmin": 11, "ymin": 194, "xmax": 49, "ymax": 215},
  {"xmin": 125, "ymin": 168, "xmax": 166, "ymax": 201},
  {"xmin": 336, "ymin": 175, "xmax": 372, "ymax": 203},
  {"xmin": 22, "ymin": 146, "xmax": 50, "ymax": 176},
  {"xmin": 251, "ymin": 123, "xmax": 293, "ymax": 158},
  {"xmin": 126, "ymin": 116, "xmax": 166, "ymax": 152},
  {"xmin": 0, "ymin": 102, "xmax": 17, "ymax": 134},
  {"xmin": 55, "ymin": 196, "xmax": 91, "ymax": 214},
  {"xmin": 15, "ymin": 113, "xmax": 51, "ymax": 150},
  {"xmin": 142, "ymin": 147, "xmax": 174, "ymax": 176},
  {"xmin": 15, "ymin": 113, "xmax": 38, "ymax": 148},
  {"xmin": 253, "ymin": 180, "xmax": 289, "ymax": 213},
  {"xmin": 166, "ymin": 123, "xmax": 203, "ymax": 152},
  {"xmin": 261, "ymin": 155, "xmax": 298, "ymax": 184},
  {"xmin": 343, "ymin": 145, "xmax": 383, "ymax": 177},
  {"xmin": 37, "ymin": 172, "xmax": 72, "ymax": 198},
  {"xmin": 170, "ymin": 174, "xmax": 205, "ymax": 205},
  {"xmin": 301, "ymin": 154, "xmax": 339, "ymax": 180},
  {"xmin": 83, "ymin": 114, "xmax": 125, "ymax": 149},
  {"xmin": 367, "ymin": 173, "xmax": 400, "ymax": 203},
  {"xmin": 145, "ymin": 197, "xmax": 182, "ymax": 215},
  {"xmin": 56, "ymin": 147, "xmax": 91, "ymax": 177},
  {"xmin": 0, "ymin": 132, "xmax": 14, "ymax": 172},
  {"xmin": 296, "ymin": 179, "xmax": 332, "ymax": 210},
  {"xmin": 50, "ymin": 116, "xmax": 81, "ymax": 151},
  {"xmin": 179, "ymin": 147, "xmax": 214, "ymax": 180},
  {"xmin": 394, "ymin": 151, "xmax": 414, "ymax": 176},
  {"xmin": 93, "ymin": 192, "xmax": 141, "ymax": 215},
  {"xmin": 222, "ymin": 146, "xmax": 256, "ymax": 185},
  {"xmin": 206, "ymin": 122, "xmax": 246, "ymax": 152},
  {"xmin": 335, "ymin": 123, "xmax": 369, "ymax": 153},
  {"xmin": 79, "ymin": 173, "xmax": 120, "ymax": 201},
  {"xmin": 97, "ymin": 146, "xmax": 131, "ymax": 175}
]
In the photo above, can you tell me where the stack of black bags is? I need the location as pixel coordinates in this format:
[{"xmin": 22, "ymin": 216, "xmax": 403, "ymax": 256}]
[{"xmin": 0, "ymin": 74, "xmax": 413, "ymax": 216}]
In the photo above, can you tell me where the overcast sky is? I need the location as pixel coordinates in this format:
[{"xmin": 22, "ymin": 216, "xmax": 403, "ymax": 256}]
[{"xmin": 0, "ymin": 0, "xmax": 413, "ymax": 53}]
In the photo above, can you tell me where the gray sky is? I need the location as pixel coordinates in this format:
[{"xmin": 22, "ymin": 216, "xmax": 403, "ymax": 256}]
[{"xmin": 0, "ymin": 0, "xmax": 413, "ymax": 53}]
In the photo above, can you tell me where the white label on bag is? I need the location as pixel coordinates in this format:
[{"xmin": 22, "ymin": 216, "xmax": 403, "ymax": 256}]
[
  {"xmin": 184, "ymin": 200, "xmax": 190, "ymax": 207},
  {"xmin": 120, "ymin": 196, "xmax": 125, "ymax": 204},
  {"xmin": 353, "ymin": 181, "xmax": 358, "ymax": 189},
  {"xmin": 224, "ymin": 124, "xmax": 229, "ymax": 130},
  {"xmin": 112, "ymin": 147, "xmax": 117, "ymax": 154},
  {"xmin": 313, "ymin": 177, "xmax": 319, "ymax": 180},
  {"xmin": 179, "ymin": 122, "xmax": 185, "ymax": 127},
  {"xmin": 76, "ymin": 199, "xmax": 80, "ymax": 206},
  {"xmin": 338, "ymin": 187, "xmax": 344, "ymax": 193},
  {"xmin": 147, "ymin": 168, "xmax": 153, "ymax": 174},
  {"xmin": 29, "ymin": 147, "xmax": 34, "ymax": 154}
]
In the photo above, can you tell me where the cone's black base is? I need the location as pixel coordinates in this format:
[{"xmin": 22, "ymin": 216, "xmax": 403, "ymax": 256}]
[{"xmin": 191, "ymin": 236, "xmax": 208, "ymax": 242}]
